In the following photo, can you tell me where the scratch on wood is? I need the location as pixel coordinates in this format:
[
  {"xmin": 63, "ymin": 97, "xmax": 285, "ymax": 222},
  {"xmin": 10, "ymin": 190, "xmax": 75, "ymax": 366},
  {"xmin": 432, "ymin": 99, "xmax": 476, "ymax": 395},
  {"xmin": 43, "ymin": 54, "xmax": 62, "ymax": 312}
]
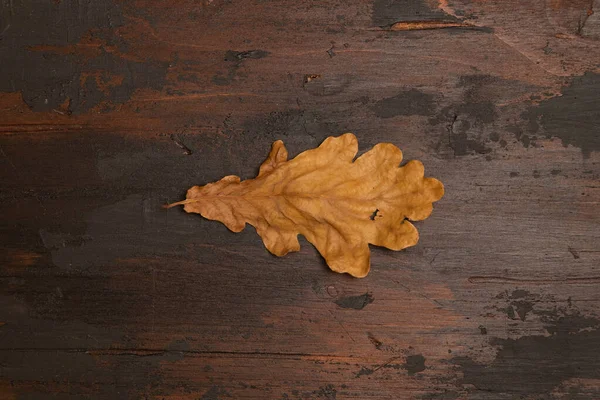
[
  {"xmin": 447, "ymin": 114, "xmax": 458, "ymax": 157},
  {"xmin": 430, "ymin": 251, "xmax": 442, "ymax": 265},
  {"xmin": 367, "ymin": 332, "xmax": 383, "ymax": 350},
  {"xmin": 304, "ymin": 74, "xmax": 321, "ymax": 84},
  {"xmin": 0, "ymin": 24, "xmax": 10, "ymax": 37},
  {"xmin": 356, "ymin": 356, "xmax": 403, "ymax": 378},
  {"xmin": 491, "ymin": 32, "xmax": 558, "ymax": 76},
  {"xmin": 326, "ymin": 44, "xmax": 336, "ymax": 58},
  {"xmin": 568, "ymin": 246, "xmax": 581, "ymax": 259},
  {"xmin": 468, "ymin": 276, "xmax": 600, "ymax": 284},
  {"xmin": 170, "ymin": 134, "xmax": 193, "ymax": 155},
  {"xmin": 0, "ymin": 146, "xmax": 17, "ymax": 171},
  {"xmin": 328, "ymin": 310, "xmax": 357, "ymax": 343},
  {"xmin": 136, "ymin": 93, "xmax": 260, "ymax": 102},
  {"xmin": 393, "ymin": 281, "xmax": 445, "ymax": 308},
  {"xmin": 195, "ymin": 243, "xmax": 254, "ymax": 258},
  {"xmin": 437, "ymin": 0, "xmax": 459, "ymax": 18},
  {"xmin": 577, "ymin": 1, "xmax": 595, "ymax": 35}
]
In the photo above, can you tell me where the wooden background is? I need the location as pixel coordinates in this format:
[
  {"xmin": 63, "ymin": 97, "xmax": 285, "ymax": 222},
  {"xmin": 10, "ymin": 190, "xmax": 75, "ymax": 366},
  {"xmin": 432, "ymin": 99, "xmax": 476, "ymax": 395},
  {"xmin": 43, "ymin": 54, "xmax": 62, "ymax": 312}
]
[{"xmin": 1, "ymin": 0, "xmax": 599, "ymax": 398}]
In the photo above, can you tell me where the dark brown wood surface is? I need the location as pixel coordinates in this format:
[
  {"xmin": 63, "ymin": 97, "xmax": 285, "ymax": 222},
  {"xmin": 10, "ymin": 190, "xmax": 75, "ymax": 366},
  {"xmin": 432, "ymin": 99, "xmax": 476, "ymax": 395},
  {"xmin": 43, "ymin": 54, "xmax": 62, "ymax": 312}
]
[{"xmin": 1, "ymin": 0, "xmax": 599, "ymax": 399}]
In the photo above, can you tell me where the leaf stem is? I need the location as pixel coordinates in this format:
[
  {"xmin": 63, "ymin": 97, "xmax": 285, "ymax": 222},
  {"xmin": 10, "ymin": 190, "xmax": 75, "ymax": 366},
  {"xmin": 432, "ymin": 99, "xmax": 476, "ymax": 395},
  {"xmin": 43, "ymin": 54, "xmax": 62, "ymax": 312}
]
[{"xmin": 162, "ymin": 199, "xmax": 199, "ymax": 209}]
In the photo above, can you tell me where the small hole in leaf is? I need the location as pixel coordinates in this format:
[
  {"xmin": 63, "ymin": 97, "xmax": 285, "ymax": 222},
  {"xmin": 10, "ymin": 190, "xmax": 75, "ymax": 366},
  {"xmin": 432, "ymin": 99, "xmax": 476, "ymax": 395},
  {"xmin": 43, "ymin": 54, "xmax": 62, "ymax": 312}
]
[{"xmin": 370, "ymin": 209, "xmax": 379, "ymax": 221}]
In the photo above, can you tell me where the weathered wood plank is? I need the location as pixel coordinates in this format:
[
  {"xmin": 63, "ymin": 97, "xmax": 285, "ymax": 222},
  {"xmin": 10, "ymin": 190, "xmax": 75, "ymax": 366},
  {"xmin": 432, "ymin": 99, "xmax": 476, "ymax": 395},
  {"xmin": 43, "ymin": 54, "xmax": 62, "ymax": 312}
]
[{"xmin": 1, "ymin": 0, "xmax": 599, "ymax": 399}]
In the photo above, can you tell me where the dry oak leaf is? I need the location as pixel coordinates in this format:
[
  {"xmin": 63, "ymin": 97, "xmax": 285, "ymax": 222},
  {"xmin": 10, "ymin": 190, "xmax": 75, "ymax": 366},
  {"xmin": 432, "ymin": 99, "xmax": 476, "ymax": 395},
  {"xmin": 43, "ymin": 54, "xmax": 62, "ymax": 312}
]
[{"xmin": 165, "ymin": 133, "xmax": 444, "ymax": 277}]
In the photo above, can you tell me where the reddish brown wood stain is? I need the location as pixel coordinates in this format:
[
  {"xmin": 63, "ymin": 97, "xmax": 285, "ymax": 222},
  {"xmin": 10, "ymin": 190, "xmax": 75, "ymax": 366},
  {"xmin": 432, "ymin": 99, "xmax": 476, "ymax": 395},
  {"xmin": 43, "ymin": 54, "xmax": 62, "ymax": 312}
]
[{"xmin": 1, "ymin": 0, "xmax": 599, "ymax": 398}]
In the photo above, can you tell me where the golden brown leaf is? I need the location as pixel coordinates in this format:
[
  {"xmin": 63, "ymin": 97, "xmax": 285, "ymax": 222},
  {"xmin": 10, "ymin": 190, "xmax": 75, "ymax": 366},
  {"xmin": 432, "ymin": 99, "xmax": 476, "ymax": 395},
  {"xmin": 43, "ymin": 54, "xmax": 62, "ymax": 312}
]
[{"xmin": 165, "ymin": 133, "xmax": 444, "ymax": 277}]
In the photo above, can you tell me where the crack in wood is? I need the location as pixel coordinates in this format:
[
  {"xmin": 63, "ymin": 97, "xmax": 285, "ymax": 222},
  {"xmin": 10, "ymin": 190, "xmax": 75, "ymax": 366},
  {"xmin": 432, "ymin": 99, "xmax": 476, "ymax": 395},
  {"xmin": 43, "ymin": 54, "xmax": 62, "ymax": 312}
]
[
  {"xmin": 389, "ymin": 20, "xmax": 474, "ymax": 31},
  {"xmin": 0, "ymin": 348, "xmax": 353, "ymax": 359},
  {"xmin": 468, "ymin": 276, "xmax": 600, "ymax": 284}
]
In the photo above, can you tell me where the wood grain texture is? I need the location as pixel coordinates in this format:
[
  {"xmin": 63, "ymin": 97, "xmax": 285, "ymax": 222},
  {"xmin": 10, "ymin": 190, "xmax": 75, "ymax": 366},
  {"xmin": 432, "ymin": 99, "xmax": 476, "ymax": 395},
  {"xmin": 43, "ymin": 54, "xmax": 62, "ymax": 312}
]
[{"xmin": 1, "ymin": 0, "xmax": 599, "ymax": 399}]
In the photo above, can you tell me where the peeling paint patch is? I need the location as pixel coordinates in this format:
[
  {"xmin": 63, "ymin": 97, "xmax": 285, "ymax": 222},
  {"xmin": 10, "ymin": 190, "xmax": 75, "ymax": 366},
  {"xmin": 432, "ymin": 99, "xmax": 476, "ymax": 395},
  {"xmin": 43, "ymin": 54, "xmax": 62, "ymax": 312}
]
[
  {"xmin": 452, "ymin": 310, "xmax": 600, "ymax": 396},
  {"xmin": 315, "ymin": 384, "xmax": 337, "ymax": 399},
  {"xmin": 372, "ymin": 89, "xmax": 436, "ymax": 118},
  {"xmin": 372, "ymin": 0, "xmax": 453, "ymax": 27},
  {"xmin": 403, "ymin": 354, "xmax": 426, "ymax": 375},
  {"xmin": 430, "ymin": 74, "xmax": 531, "ymax": 157},
  {"xmin": 213, "ymin": 49, "xmax": 270, "ymax": 86},
  {"xmin": 523, "ymin": 72, "xmax": 600, "ymax": 157},
  {"xmin": 0, "ymin": 0, "xmax": 168, "ymax": 112},
  {"xmin": 304, "ymin": 75, "xmax": 351, "ymax": 97},
  {"xmin": 334, "ymin": 293, "xmax": 374, "ymax": 310},
  {"xmin": 199, "ymin": 386, "xmax": 232, "ymax": 400}
]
